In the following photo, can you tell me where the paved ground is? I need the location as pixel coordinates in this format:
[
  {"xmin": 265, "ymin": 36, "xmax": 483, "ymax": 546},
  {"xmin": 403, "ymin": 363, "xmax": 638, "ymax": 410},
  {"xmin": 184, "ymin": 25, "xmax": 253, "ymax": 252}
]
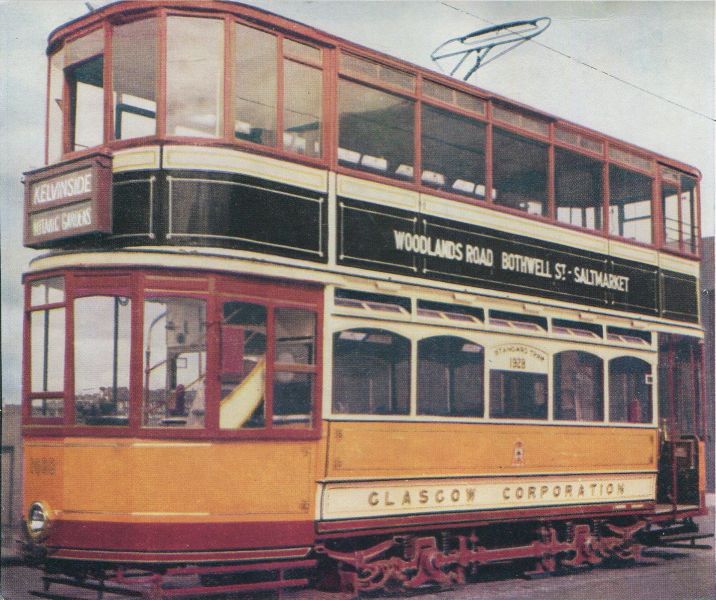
[
  {"xmin": 3, "ymin": 509, "xmax": 714, "ymax": 600},
  {"xmin": 2, "ymin": 544, "xmax": 714, "ymax": 600}
]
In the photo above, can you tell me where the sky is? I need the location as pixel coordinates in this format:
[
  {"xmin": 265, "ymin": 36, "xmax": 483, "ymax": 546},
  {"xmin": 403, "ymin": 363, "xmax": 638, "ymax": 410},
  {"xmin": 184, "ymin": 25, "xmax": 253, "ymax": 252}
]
[{"xmin": 1, "ymin": 0, "xmax": 714, "ymax": 404}]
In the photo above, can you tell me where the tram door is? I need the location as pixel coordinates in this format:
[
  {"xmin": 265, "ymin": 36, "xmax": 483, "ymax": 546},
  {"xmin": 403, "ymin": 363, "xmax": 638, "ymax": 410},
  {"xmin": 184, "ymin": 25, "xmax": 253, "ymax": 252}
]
[{"xmin": 657, "ymin": 334, "xmax": 704, "ymax": 506}]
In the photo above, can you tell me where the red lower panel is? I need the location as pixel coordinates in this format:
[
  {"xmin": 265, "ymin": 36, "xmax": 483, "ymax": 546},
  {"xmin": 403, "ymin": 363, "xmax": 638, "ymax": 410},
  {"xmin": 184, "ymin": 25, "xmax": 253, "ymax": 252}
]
[{"xmin": 46, "ymin": 519, "xmax": 315, "ymax": 553}]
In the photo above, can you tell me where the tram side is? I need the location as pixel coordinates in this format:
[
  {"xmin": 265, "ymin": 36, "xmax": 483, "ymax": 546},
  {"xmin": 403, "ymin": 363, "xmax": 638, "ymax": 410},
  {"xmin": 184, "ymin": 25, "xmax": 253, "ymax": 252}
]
[{"xmin": 18, "ymin": 1, "xmax": 707, "ymax": 596}]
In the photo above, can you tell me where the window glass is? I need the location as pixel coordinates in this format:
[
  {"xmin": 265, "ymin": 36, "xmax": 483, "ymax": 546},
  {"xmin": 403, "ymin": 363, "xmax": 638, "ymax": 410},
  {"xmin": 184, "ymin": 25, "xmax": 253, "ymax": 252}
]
[
  {"xmin": 31, "ymin": 398, "xmax": 64, "ymax": 419},
  {"xmin": 418, "ymin": 336, "xmax": 483, "ymax": 417},
  {"xmin": 274, "ymin": 308, "xmax": 316, "ymax": 429},
  {"xmin": 661, "ymin": 181, "xmax": 680, "ymax": 251},
  {"xmin": 421, "ymin": 104, "xmax": 486, "ymax": 198},
  {"xmin": 143, "ymin": 297, "xmax": 206, "ymax": 427},
  {"xmin": 283, "ymin": 61, "xmax": 322, "ymax": 157},
  {"xmin": 341, "ymin": 53, "xmax": 415, "ymax": 90},
  {"xmin": 112, "ymin": 18, "xmax": 157, "ymax": 139},
  {"xmin": 554, "ymin": 351, "xmax": 603, "ymax": 421},
  {"xmin": 490, "ymin": 371, "xmax": 547, "ymax": 419},
  {"xmin": 492, "ymin": 128, "xmax": 548, "ymax": 215},
  {"xmin": 555, "ymin": 148, "xmax": 603, "ymax": 230},
  {"xmin": 284, "ymin": 38, "xmax": 321, "ymax": 63},
  {"xmin": 167, "ymin": 17, "xmax": 224, "ymax": 137},
  {"xmin": 333, "ymin": 329, "xmax": 410, "ymax": 415},
  {"xmin": 233, "ymin": 23, "xmax": 277, "ymax": 146},
  {"xmin": 219, "ymin": 302, "xmax": 267, "ymax": 429},
  {"xmin": 422, "ymin": 80, "xmax": 485, "ymax": 115},
  {"xmin": 680, "ymin": 175, "xmax": 698, "ymax": 254},
  {"xmin": 30, "ymin": 308, "xmax": 65, "ymax": 394},
  {"xmin": 609, "ymin": 356, "xmax": 652, "ymax": 423},
  {"xmin": 65, "ymin": 28, "xmax": 104, "ymax": 65},
  {"xmin": 31, "ymin": 277, "xmax": 65, "ymax": 307},
  {"xmin": 68, "ymin": 55, "xmax": 104, "ymax": 151},
  {"xmin": 74, "ymin": 296, "xmax": 131, "ymax": 425},
  {"xmin": 48, "ymin": 50, "xmax": 65, "ymax": 162},
  {"xmin": 609, "ymin": 165, "xmax": 653, "ymax": 244},
  {"xmin": 338, "ymin": 79, "xmax": 414, "ymax": 179}
]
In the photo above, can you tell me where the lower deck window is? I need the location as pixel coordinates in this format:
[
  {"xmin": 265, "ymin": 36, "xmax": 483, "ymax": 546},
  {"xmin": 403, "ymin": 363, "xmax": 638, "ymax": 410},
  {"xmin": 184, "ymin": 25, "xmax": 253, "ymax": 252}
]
[
  {"xmin": 418, "ymin": 336, "xmax": 483, "ymax": 417},
  {"xmin": 333, "ymin": 329, "xmax": 410, "ymax": 415},
  {"xmin": 554, "ymin": 351, "xmax": 603, "ymax": 421},
  {"xmin": 609, "ymin": 356, "xmax": 652, "ymax": 423},
  {"xmin": 490, "ymin": 371, "xmax": 547, "ymax": 419}
]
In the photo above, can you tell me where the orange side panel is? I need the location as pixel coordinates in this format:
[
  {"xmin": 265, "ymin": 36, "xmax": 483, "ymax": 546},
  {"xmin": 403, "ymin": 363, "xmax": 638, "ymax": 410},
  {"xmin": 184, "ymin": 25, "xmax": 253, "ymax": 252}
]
[
  {"xmin": 325, "ymin": 422, "xmax": 657, "ymax": 479},
  {"xmin": 23, "ymin": 438, "xmax": 318, "ymax": 525}
]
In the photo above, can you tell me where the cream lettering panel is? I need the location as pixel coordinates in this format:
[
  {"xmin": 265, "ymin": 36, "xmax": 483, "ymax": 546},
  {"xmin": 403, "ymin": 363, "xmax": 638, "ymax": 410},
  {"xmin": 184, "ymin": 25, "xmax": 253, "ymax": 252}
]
[
  {"xmin": 320, "ymin": 473, "xmax": 655, "ymax": 520},
  {"xmin": 489, "ymin": 344, "xmax": 548, "ymax": 373}
]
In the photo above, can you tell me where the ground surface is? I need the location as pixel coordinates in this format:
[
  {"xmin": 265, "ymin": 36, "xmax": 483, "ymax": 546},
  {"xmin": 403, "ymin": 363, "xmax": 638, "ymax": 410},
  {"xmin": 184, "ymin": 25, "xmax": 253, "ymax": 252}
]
[{"xmin": 2, "ymin": 543, "xmax": 714, "ymax": 600}]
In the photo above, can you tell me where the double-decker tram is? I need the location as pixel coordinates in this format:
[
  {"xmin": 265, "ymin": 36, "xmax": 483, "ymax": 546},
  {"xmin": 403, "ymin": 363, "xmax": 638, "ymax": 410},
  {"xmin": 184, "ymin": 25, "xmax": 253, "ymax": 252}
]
[{"xmin": 21, "ymin": 2, "xmax": 707, "ymax": 597}]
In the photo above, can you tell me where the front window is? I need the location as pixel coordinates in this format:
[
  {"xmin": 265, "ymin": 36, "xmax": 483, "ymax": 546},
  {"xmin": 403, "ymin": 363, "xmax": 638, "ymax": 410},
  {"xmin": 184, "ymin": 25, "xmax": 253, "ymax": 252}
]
[
  {"xmin": 28, "ymin": 277, "xmax": 66, "ymax": 419},
  {"xmin": 609, "ymin": 165, "xmax": 653, "ymax": 244},
  {"xmin": 553, "ymin": 351, "xmax": 603, "ymax": 421},
  {"xmin": 112, "ymin": 18, "xmax": 158, "ymax": 139},
  {"xmin": 609, "ymin": 356, "xmax": 652, "ymax": 423},
  {"xmin": 166, "ymin": 17, "xmax": 224, "ymax": 137},
  {"xmin": 333, "ymin": 328, "xmax": 410, "ymax": 415},
  {"xmin": 74, "ymin": 296, "xmax": 131, "ymax": 425},
  {"xmin": 143, "ymin": 297, "xmax": 207, "ymax": 427},
  {"xmin": 418, "ymin": 336, "xmax": 483, "ymax": 417}
]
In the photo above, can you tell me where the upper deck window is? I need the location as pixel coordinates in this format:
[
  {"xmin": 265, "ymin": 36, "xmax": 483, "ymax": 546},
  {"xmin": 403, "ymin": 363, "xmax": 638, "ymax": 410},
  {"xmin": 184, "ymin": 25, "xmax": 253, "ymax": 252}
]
[
  {"xmin": 64, "ymin": 29, "xmax": 105, "ymax": 152},
  {"xmin": 167, "ymin": 17, "xmax": 224, "ymax": 138},
  {"xmin": 283, "ymin": 59, "xmax": 322, "ymax": 157},
  {"xmin": 421, "ymin": 104, "xmax": 486, "ymax": 198},
  {"xmin": 341, "ymin": 52, "xmax": 415, "ymax": 91},
  {"xmin": 609, "ymin": 165, "xmax": 653, "ymax": 244},
  {"xmin": 661, "ymin": 167, "xmax": 698, "ymax": 254},
  {"xmin": 555, "ymin": 148, "xmax": 603, "ymax": 231},
  {"xmin": 234, "ymin": 24, "xmax": 277, "ymax": 146},
  {"xmin": 233, "ymin": 24, "xmax": 323, "ymax": 156},
  {"xmin": 492, "ymin": 128, "xmax": 548, "ymax": 216},
  {"xmin": 338, "ymin": 79, "xmax": 414, "ymax": 179},
  {"xmin": 422, "ymin": 80, "xmax": 486, "ymax": 115},
  {"xmin": 112, "ymin": 18, "xmax": 158, "ymax": 139}
]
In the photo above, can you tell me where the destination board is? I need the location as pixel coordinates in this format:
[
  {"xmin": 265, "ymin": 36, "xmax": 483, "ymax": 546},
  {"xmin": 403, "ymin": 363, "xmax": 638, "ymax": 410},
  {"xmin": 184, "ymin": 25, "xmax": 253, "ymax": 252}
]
[{"xmin": 337, "ymin": 197, "xmax": 697, "ymax": 323}]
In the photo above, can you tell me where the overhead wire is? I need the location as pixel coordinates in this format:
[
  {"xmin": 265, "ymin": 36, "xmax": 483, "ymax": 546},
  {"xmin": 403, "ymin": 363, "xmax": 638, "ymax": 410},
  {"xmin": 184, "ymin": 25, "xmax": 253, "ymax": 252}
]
[{"xmin": 438, "ymin": 1, "xmax": 715, "ymax": 123}]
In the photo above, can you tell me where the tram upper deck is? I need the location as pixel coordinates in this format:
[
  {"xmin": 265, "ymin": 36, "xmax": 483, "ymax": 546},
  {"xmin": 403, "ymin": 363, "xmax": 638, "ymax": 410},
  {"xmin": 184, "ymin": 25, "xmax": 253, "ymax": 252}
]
[{"xmin": 23, "ymin": 0, "xmax": 703, "ymax": 339}]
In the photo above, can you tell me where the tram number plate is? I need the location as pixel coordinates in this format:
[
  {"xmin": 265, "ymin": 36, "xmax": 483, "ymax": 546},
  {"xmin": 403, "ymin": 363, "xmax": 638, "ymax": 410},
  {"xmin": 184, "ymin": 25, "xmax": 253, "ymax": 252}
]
[{"xmin": 510, "ymin": 357, "xmax": 526, "ymax": 370}]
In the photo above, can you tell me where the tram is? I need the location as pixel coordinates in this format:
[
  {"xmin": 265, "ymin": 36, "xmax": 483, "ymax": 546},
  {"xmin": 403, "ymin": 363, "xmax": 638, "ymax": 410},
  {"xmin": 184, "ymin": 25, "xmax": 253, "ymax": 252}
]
[{"xmin": 20, "ymin": 2, "xmax": 707, "ymax": 597}]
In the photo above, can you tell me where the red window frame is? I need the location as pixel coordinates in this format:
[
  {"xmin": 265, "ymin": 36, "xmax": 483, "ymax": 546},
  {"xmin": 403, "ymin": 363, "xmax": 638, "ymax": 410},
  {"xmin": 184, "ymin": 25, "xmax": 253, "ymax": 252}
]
[{"xmin": 22, "ymin": 268, "xmax": 323, "ymax": 440}]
